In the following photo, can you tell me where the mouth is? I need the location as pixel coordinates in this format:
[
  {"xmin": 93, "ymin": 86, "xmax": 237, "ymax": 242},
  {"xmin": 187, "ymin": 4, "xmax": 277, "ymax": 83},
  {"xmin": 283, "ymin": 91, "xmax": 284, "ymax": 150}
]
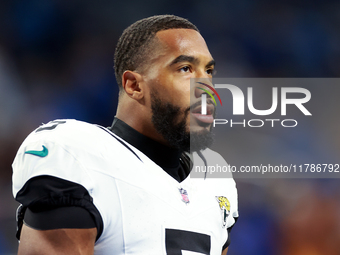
[{"xmin": 191, "ymin": 103, "xmax": 215, "ymax": 124}]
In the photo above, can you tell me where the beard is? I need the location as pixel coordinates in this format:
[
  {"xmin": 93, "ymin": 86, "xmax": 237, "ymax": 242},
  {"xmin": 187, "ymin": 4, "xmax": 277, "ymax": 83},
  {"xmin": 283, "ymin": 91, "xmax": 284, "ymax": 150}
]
[{"xmin": 151, "ymin": 90, "xmax": 214, "ymax": 152}]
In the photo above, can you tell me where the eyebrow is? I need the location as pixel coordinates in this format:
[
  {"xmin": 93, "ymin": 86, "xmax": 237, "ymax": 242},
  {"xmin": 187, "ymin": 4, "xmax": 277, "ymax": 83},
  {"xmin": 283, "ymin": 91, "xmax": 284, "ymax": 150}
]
[
  {"xmin": 169, "ymin": 55, "xmax": 198, "ymax": 66},
  {"xmin": 169, "ymin": 55, "xmax": 216, "ymax": 68},
  {"xmin": 206, "ymin": 59, "xmax": 216, "ymax": 68}
]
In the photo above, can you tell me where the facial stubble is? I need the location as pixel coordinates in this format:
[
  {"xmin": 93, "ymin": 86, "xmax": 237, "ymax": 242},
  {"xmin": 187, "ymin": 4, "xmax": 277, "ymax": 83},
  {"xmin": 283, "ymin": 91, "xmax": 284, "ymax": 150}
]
[{"xmin": 151, "ymin": 90, "xmax": 214, "ymax": 152}]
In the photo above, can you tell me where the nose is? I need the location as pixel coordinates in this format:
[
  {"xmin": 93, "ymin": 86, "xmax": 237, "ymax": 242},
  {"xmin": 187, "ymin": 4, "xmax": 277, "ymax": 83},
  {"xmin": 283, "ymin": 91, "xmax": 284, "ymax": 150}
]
[{"xmin": 194, "ymin": 79, "xmax": 215, "ymax": 99}]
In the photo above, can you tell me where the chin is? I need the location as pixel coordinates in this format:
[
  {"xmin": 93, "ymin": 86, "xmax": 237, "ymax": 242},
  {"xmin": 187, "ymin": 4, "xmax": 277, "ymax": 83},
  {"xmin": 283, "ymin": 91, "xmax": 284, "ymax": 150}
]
[
  {"xmin": 189, "ymin": 125, "xmax": 211, "ymax": 134},
  {"xmin": 188, "ymin": 115, "xmax": 212, "ymax": 133},
  {"xmin": 190, "ymin": 128, "xmax": 214, "ymax": 152}
]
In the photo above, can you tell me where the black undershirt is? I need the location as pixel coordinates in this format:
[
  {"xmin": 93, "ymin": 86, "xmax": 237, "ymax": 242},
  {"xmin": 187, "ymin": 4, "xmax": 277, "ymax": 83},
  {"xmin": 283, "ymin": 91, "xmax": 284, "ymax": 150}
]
[{"xmin": 109, "ymin": 117, "xmax": 191, "ymax": 182}]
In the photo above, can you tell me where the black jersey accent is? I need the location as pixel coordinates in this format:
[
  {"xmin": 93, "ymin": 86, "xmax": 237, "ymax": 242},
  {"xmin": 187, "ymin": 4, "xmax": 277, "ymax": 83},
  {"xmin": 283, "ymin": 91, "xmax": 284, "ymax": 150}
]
[
  {"xmin": 15, "ymin": 175, "xmax": 103, "ymax": 241},
  {"xmin": 222, "ymin": 216, "xmax": 239, "ymax": 250},
  {"xmin": 107, "ymin": 117, "xmax": 193, "ymax": 182},
  {"xmin": 24, "ymin": 206, "xmax": 96, "ymax": 230},
  {"xmin": 197, "ymin": 150, "xmax": 208, "ymax": 179},
  {"xmin": 108, "ymin": 117, "xmax": 182, "ymax": 168},
  {"xmin": 165, "ymin": 228, "xmax": 211, "ymax": 254},
  {"xmin": 96, "ymin": 125, "xmax": 143, "ymax": 162},
  {"xmin": 179, "ymin": 152, "xmax": 193, "ymax": 179}
]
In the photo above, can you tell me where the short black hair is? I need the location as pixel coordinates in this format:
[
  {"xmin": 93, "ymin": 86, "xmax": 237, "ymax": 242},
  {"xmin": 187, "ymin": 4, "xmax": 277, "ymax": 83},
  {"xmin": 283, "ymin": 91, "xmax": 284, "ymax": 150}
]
[{"xmin": 114, "ymin": 15, "xmax": 199, "ymax": 90}]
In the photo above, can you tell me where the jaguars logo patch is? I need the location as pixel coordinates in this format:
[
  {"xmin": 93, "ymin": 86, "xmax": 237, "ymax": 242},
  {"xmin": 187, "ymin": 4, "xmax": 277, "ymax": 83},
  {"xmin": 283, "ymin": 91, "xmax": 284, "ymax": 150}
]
[{"xmin": 216, "ymin": 196, "xmax": 230, "ymax": 228}]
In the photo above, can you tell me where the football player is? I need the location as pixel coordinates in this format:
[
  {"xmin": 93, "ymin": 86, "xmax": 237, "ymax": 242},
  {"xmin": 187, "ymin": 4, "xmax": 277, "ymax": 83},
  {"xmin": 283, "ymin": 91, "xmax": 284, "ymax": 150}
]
[{"xmin": 12, "ymin": 15, "xmax": 238, "ymax": 255}]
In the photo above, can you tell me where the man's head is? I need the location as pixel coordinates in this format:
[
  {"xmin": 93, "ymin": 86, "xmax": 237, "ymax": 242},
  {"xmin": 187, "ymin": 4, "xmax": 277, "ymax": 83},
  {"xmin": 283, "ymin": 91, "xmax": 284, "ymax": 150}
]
[
  {"xmin": 114, "ymin": 15, "xmax": 199, "ymax": 90},
  {"xmin": 114, "ymin": 15, "xmax": 215, "ymax": 152}
]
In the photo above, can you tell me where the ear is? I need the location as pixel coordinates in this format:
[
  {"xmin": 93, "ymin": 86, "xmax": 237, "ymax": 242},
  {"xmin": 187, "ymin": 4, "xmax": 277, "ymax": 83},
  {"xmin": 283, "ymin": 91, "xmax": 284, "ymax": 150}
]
[{"xmin": 122, "ymin": 70, "xmax": 144, "ymax": 100}]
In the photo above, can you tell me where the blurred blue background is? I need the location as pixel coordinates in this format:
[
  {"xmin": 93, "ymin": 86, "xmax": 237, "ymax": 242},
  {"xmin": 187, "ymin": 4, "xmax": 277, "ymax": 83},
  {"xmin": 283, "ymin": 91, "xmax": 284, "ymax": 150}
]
[{"xmin": 1, "ymin": 0, "xmax": 340, "ymax": 254}]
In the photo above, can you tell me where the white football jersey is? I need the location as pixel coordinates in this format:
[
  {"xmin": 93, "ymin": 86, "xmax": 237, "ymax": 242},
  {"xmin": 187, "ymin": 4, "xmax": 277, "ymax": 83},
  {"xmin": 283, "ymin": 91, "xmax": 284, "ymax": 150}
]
[{"xmin": 12, "ymin": 119, "xmax": 238, "ymax": 255}]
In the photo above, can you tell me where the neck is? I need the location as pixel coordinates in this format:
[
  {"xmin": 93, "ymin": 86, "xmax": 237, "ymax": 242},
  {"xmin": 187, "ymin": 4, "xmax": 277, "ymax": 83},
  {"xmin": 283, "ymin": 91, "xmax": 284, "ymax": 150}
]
[
  {"xmin": 116, "ymin": 105, "xmax": 169, "ymax": 146},
  {"xmin": 109, "ymin": 117, "xmax": 181, "ymax": 168}
]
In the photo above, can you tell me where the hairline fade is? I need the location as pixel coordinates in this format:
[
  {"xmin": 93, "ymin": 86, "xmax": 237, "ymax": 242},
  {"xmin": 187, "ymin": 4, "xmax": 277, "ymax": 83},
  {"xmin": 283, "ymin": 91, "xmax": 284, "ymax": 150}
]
[{"xmin": 113, "ymin": 15, "xmax": 199, "ymax": 91}]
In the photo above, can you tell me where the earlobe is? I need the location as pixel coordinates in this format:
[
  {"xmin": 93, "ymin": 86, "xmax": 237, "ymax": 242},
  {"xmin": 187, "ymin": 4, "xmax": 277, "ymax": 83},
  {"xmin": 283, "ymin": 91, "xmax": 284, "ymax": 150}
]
[{"xmin": 122, "ymin": 71, "xmax": 144, "ymax": 100}]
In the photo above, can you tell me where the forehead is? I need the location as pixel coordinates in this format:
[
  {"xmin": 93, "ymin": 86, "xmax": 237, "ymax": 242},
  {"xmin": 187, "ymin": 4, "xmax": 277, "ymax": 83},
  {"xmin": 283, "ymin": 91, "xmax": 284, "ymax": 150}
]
[{"xmin": 154, "ymin": 29, "xmax": 212, "ymax": 60}]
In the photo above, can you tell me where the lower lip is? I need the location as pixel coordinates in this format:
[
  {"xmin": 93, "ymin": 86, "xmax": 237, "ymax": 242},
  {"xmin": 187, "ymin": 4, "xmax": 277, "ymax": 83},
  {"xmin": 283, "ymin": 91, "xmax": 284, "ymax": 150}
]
[{"xmin": 192, "ymin": 113, "xmax": 214, "ymax": 123}]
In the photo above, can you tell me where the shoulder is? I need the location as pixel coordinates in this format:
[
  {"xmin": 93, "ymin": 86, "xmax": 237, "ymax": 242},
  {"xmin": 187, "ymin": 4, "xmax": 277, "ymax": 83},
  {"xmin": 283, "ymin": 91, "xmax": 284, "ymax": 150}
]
[
  {"xmin": 12, "ymin": 119, "xmax": 142, "ymax": 190},
  {"xmin": 12, "ymin": 119, "xmax": 120, "ymax": 195},
  {"xmin": 191, "ymin": 149, "xmax": 239, "ymax": 219},
  {"xmin": 14, "ymin": 119, "xmax": 125, "ymax": 160},
  {"xmin": 192, "ymin": 148, "xmax": 233, "ymax": 179},
  {"xmin": 200, "ymin": 148, "xmax": 228, "ymax": 165},
  {"xmin": 200, "ymin": 149, "xmax": 239, "ymax": 215},
  {"xmin": 20, "ymin": 119, "xmax": 105, "ymax": 148}
]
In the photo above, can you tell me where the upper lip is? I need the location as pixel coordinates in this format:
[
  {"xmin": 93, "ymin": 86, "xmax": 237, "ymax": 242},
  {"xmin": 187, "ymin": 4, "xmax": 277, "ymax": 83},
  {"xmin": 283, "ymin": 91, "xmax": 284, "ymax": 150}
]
[{"xmin": 192, "ymin": 103, "xmax": 215, "ymax": 115}]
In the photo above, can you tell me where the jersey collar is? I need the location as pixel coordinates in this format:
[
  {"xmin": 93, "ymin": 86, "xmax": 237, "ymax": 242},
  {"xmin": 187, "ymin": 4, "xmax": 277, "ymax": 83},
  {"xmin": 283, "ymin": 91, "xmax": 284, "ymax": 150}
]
[{"xmin": 109, "ymin": 117, "xmax": 182, "ymax": 169}]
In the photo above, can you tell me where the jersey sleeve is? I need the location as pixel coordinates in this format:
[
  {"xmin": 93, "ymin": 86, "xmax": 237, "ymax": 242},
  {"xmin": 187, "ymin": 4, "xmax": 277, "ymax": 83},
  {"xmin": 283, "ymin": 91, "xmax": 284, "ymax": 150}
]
[
  {"xmin": 12, "ymin": 120, "xmax": 104, "ymax": 240},
  {"xmin": 199, "ymin": 148, "xmax": 239, "ymax": 249},
  {"xmin": 226, "ymin": 179, "xmax": 239, "ymax": 229},
  {"xmin": 223, "ymin": 180, "xmax": 239, "ymax": 249}
]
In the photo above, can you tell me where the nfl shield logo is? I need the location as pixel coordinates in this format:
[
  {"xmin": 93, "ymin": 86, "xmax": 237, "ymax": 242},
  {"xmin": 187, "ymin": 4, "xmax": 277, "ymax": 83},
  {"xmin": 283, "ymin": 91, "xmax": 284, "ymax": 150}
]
[{"xmin": 179, "ymin": 188, "xmax": 189, "ymax": 204}]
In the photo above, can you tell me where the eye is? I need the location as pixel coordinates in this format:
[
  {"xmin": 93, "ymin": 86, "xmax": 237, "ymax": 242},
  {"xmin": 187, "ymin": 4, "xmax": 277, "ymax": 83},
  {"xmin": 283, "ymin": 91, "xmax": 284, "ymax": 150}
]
[
  {"xmin": 206, "ymin": 68, "xmax": 215, "ymax": 76},
  {"xmin": 179, "ymin": 66, "xmax": 191, "ymax": 73}
]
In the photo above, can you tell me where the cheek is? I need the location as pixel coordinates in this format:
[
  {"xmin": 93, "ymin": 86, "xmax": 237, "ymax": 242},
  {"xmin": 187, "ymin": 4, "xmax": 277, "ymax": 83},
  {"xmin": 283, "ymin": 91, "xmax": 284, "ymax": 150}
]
[
  {"xmin": 168, "ymin": 79, "xmax": 191, "ymax": 107},
  {"xmin": 147, "ymin": 73, "xmax": 191, "ymax": 109},
  {"xmin": 157, "ymin": 79, "xmax": 189, "ymax": 106}
]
